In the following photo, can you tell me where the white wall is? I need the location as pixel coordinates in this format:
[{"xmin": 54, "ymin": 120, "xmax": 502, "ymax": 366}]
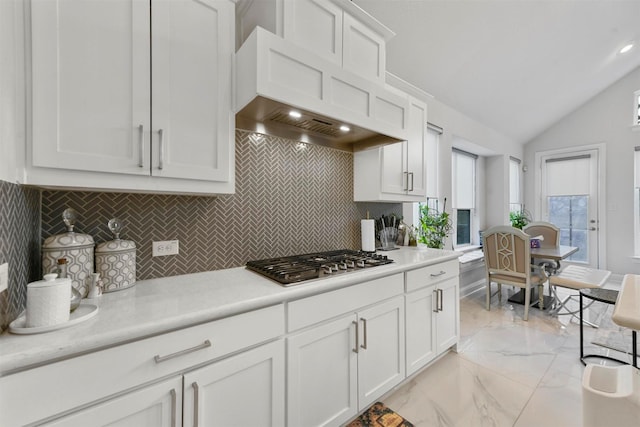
[
  {"xmin": 524, "ymin": 66, "xmax": 640, "ymax": 275},
  {"xmin": 0, "ymin": 0, "xmax": 26, "ymax": 184}
]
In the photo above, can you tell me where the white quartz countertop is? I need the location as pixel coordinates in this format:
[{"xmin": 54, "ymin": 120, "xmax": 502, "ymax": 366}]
[
  {"xmin": 0, "ymin": 247, "xmax": 460, "ymax": 375},
  {"xmin": 612, "ymin": 273, "xmax": 640, "ymax": 330}
]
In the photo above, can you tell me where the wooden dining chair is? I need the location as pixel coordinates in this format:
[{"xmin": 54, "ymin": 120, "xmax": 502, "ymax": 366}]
[{"xmin": 483, "ymin": 226, "xmax": 549, "ymax": 321}]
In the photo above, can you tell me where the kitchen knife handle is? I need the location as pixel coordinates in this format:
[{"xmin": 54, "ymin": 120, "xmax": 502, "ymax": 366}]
[
  {"xmin": 409, "ymin": 172, "xmax": 414, "ymax": 191},
  {"xmin": 138, "ymin": 124, "xmax": 144, "ymax": 168},
  {"xmin": 170, "ymin": 389, "xmax": 177, "ymax": 427},
  {"xmin": 352, "ymin": 320, "xmax": 359, "ymax": 353},
  {"xmin": 192, "ymin": 382, "xmax": 199, "ymax": 427},
  {"xmin": 158, "ymin": 128, "xmax": 165, "ymax": 170},
  {"xmin": 360, "ymin": 318, "xmax": 368, "ymax": 350},
  {"xmin": 433, "ymin": 289, "xmax": 439, "ymax": 313},
  {"xmin": 154, "ymin": 339, "xmax": 212, "ymax": 363}
]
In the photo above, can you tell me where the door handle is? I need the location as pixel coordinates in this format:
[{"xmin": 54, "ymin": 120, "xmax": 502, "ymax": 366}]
[
  {"xmin": 403, "ymin": 172, "xmax": 409, "ymax": 191},
  {"xmin": 192, "ymin": 382, "xmax": 199, "ymax": 427},
  {"xmin": 360, "ymin": 318, "xmax": 368, "ymax": 350},
  {"xmin": 170, "ymin": 389, "xmax": 177, "ymax": 427},
  {"xmin": 138, "ymin": 124, "xmax": 145, "ymax": 168},
  {"xmin": 433, "ymin": 289, "xmax": 439, "ymax": 313},
  {"xmin": 352, "ymin": 320, "xmax": 359, "ymax": 353},
  {"xmin": 438, "ymin": 288, "xmax": 444, "ymax": 311},
  {"xmin": 409, "ymin": 172, "xmax": 414, "ymax": 191},
  {"xmin": 158, "ymin": 128, "xmax": 165, "ymax": 170},
  {"xmin": 590, "ymin": 227, "xmax": 597, "ymax": 231}
]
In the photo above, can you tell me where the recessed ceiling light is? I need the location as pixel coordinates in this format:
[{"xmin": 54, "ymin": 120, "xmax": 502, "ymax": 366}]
[
  {"xmin": 620, "ymin": 43, "xmax": 634, "ymax": 54},
  {"xmin": 339, "ymin": 125, "xmax": 350, "ymax": 132},
  {"xmin": 289, "ymin": 111, "xmax": 302, "ymax": 119}
]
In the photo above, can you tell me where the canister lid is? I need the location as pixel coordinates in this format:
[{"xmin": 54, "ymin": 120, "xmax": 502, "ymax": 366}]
[
  {"xmin": 42, "ymin": 232, "xmax": 95, "ymax": 251},
  {"xmin": 96, "ymin": 239, "xmax": 136, "ymax": 254},
  {"xmin": 28, "ymin": 273, "xmax": 72, "ymax": 288}
]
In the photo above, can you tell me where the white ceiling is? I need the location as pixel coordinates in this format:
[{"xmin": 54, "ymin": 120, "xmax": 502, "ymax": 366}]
[{"xmin": 353, "ymin": 0, "xmax": 640, "ymax": 144}]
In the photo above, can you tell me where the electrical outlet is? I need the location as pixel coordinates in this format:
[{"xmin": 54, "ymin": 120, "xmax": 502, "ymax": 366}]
[
  {"xmin": 152, "ymin": 240, "xmax": 180, "ymax": 257},
  {"xmin": 0, "ymin": 263, "xmax": 8, "ymax": 293}
]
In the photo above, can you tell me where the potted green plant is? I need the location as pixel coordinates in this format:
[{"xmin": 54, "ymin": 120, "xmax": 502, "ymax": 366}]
[
  {"xmin": 509, "ymin": 209, "xmax": 531, "ymax": 229},
  {"xmin": 418, "ymin": 198, "xmax": 453, "ymax": 249}
]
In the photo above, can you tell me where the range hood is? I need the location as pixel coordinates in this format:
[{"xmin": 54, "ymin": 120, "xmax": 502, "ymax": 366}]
[{"xmin": 235, "ymin": 27, "xmax": 409, "ymax": 150}]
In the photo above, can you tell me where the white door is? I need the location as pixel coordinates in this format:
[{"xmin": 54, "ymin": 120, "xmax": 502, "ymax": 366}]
[
  {"xmin": 435, "ymin": 278, "xmax": 459, "ymax": 354},
  {"xmin": 287, "ymin": 314, "xmax": 358, "ymax": 427},
  {"xmin": 31, "ymin": 0, "xmax": 151, "ymax": 175},
  {"xmin": 43, "ymin": 377, "xmax": 182, "ymax": 427},
  {"xmin": 183, "ymin": 340, "xmax": 285, "ymax": 427},
  {"xmin": 151, "ymin": 0, "xmax": 233, "ymax": 181},
  {"xmin": 540, "ymin": 149, "xmax": 601, "ymax": 267},
  {"xmin": 405, "ymin": 287, "xmax": 437, "ymax": 376},
  {"xmin": 357, "ymin": 296, "xmax": 406, "ymax": 410}
]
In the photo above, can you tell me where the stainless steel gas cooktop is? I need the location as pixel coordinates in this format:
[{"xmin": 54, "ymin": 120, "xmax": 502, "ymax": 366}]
[{"xmin": 245, "ymin": 249, "xmax": 393, "ymax": 286}]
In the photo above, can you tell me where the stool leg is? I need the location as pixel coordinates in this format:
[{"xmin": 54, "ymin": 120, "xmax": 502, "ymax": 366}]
[
  {"xmin": 633, "ymin": 331, "xmax": 637, "ymax": 369},
  {"xmin": 580, "ymin": 292, "xmax": 584, "ymax": 364}
]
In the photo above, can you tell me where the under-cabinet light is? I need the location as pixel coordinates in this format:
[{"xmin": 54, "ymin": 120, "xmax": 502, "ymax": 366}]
[
  {"xmin": 289, "ymin": 111, "xmax": 302, "ymax": 119},
  {"xmin": 339, "ymin": 125, "xmax": 350, "ymax": 132}
]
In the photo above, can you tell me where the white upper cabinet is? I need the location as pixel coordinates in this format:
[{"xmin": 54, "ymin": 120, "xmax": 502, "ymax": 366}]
[
  {"xmin": 237, "ymin": 0, "xmax": 392, "ymax": 83},
  {"xmin": 27, "ymin": 0, "xmax": 235, "ymax": 195},
  {"xmin": 354, "ymin": 95, "xmax": 428, "ymax": 202}
]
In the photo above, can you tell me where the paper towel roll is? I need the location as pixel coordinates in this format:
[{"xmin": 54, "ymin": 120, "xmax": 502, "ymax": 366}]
[
  {"xmin": 361, "ymin": 219, "xmax": 376, "ymax": 252},
  {"xmin": 26, "ymin": 274, "xmax": 71, "ymax": 328}
]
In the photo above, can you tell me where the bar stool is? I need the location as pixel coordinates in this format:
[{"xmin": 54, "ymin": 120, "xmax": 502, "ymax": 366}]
[{"xmin": 548, "ymin": 265, "xmax": 611, "ymax": 325}]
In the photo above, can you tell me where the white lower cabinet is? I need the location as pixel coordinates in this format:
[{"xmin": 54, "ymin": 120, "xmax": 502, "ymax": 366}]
[
  {"xmin": 287, "ymin": 295, "xmax": 405, "ymax": 427},
  {"xmin": 43, "ymin": 377, "xmax": 183, "ymax": 427},
  {"xmin": 405, "ymin": 273, "xmax": 460, "ymax": 377},
  {"xmin": 183, "ymin": 340, "xmax": 285, "ymax": 427}
]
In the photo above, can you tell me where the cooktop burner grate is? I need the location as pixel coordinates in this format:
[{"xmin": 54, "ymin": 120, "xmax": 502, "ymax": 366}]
[{"xmin": 246, "ymin": 249, "xmax": 393, "ymax": 286}]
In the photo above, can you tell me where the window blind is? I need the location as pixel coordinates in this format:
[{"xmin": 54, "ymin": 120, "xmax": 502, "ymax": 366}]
[
  {"xmin": 635, "ymin": 146, "xmax": 640, "ymax": 188},
  {"xmin": 509, "ymin": 157, "xmax": 521, "ymax": 204},
  {"xmin": 545, "ymin": 155, "xmax": 590, "ymax": 196},
  {"xmin": 452, "ymin": 149, "xmax": 475, "ymax": 209}
]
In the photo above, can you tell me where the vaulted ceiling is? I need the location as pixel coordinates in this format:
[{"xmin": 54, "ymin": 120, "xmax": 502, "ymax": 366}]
[{"xmin": 353, "ymin": 0, "xmax": 640, "ymax": 143}]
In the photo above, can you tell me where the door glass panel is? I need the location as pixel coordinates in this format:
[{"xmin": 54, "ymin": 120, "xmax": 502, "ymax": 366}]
[{"xmin": 548, "ymin": 195, "xmax": 588, "ymax": 262}]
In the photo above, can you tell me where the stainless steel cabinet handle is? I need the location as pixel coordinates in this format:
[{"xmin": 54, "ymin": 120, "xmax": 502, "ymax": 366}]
[
  {"xmin": 360, "ymin": 318, "xmax": 368, "ymax": 350},
  {"xmin": 154, "ymin": 339, "xmax": 212, "ymax": 363},
  {"xmin": 138, "ymin": 124, "xmax": 145, "ymax": 168},
  {"xmin": 403, "ymin": 172, "xmax": 409, "ymax": 191},
  {"xmin": 430, "ymin": 271, "xmax": 446, "ymax": 278},
  {"xmin": 352, "ymin": 320, "xmax": 359, "ymax": 353},
  {"xmin": 170, "ymin": 389, "xmax": 177, "ymax": 427},
  {"xmin": 158, "ymin": 129, "xmax": 165, "ymax": 170},
  {"xmin": 438, "ymin": 288, "xmax": 444, "ymax": 311},
  {"xmin": 433, "ymin": 289, "xmax": 439, "ymax": 313},
  {"xmin": 192, "ymin": 382, "xmax": 199, "ymax": 427},
  {"xmin": 409, "ymin": 172, "xmax": 414, "ymax": 191}
]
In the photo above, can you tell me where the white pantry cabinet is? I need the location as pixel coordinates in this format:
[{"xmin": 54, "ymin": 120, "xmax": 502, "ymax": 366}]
[
  {"xmin": 405, "ymin": 261, "xmax": 460, "ymax": 376},
  {"xmin": 286, "ymin": 276, "xmax": 405, "ymax": 427},
  {"xmin": 27, "ymin": 0, "xmax": 235, "ymax": 194},
  {"xmin": 354, "ymin": 96, "xmax": 428, "ymax": 202}
]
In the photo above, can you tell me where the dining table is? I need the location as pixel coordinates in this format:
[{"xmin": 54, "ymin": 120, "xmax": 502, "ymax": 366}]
[{"xmin": 508, "ymin": 244, "xmax": 579, "ymax": 308}]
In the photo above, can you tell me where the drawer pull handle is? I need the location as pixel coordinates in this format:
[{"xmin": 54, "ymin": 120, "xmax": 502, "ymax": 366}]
[
  {"xmin": 158, "ymin": 128, "xmax": 165, "ymax": 170},
  {"xmin": 170, "ymin": 389, "xmax": 177, "ymax": 427},
  {"xmin": 352, "ymin": 320, "xmax": 359, "ymax": 353},
  {"xmin": 430, "ymin": 271, "xmax": 446, "ymax": 278},
  {"xmin": 138, "ymin": 124, "xmax": 145, "ymax": 168},
  {"xmin": 154, "ymin": 339, "xmax": 212, "ymax": 363},
  {"xmin": 192, "ymin": 382, "xmax": 199, "ymax": 427}
]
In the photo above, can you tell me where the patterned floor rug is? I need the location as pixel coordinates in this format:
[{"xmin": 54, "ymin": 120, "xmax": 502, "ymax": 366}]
[{"xmin": 346, "ymin": 402, "xmax": 414, "ymax": 427}]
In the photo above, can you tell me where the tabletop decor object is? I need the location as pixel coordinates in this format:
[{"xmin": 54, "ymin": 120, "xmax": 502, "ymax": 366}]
[
  {"xmin": 42, "ymin": 208, "xmax": 95, "ymax": 298},
  {"xmin": 95, "ymin": 218, "xmax": 136, "ymax": 293}
]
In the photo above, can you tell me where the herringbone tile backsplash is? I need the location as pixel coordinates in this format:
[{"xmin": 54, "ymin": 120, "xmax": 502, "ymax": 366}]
[
  {"xmin": 42, "ymin": 130, "xmax": 401, "ymax": 280},
  {"xmin": 0, "ymin": 181, "xmax": 41, "ymax": 330}
]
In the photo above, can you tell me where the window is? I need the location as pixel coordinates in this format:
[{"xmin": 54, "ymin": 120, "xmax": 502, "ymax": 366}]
[
  {"xmin": 452, "ymin": 148, "xmax": 477, "ymax": 246},
  {"xmin": 635, "ymin": 147, "xmax": 640, "ymax": 256},
  {"xmin": 509, "ymin": 157, "xmax": 522, "ymax": 213}
]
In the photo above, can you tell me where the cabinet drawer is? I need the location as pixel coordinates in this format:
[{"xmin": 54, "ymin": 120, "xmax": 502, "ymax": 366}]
[
  {"xmin": 0, "ymin": 304, "xmax": 284, "ymax": 426},
  {"xmin": 288, "ymin": 273, "xmax": 403, "ymax": 332},
  {"xmin": 405, "ymin": 260, "xmax": 459, "ymax": 292}
]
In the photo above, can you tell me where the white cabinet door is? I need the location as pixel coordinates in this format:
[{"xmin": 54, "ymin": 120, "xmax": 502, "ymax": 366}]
[
  {"xmin": 43, "ymin": 377, "xmax": 182, "ymax": 427},
  {"xmin": 183, "ymin": 340, "xmax": 285, "ymax": 427},
  {"xmin": 405, "ymin": 287, "xmax": 437, "ymax": 376},
  {"xmin": 380, "ymin": 141, "xmax": 407, "ymax": 195},
  {"xmin": 151, "ymin": 0, "xmax": 233, "ymax": 182},
  {"xmin": 436, "ymin": 277, "xmax": 460, "ymax": 354},
  {"xmin": 405, "ymin": 97, "xmax": 427, "ymax": 197},
  {"xmin": 342, "ymin": 13, "xmax": 385, "ymax": 82},
  {"xmin": 357, "ymin": 296, "xmax": 405, "ymax": 409},
  {"xmin": 31, "ymin": 0, "xmax": 151, "ymax": 176},
  {"xmin": 287, "ymin": 314, "xmax": 358, "ymax": 427}
]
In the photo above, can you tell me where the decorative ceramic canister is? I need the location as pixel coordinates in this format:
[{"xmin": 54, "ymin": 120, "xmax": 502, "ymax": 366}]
[
  {"xmin": 42, "ymin": 209, "xmax": 95, "ymax": 298},
  {"xmin": 95, "ymin": 218, "xmax": 136, "ymax": 293}
]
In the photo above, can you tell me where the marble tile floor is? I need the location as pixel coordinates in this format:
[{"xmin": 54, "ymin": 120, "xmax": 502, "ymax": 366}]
[{"xmin": 383, "ymin": 279, "xmax": 636, "ymax": 427}]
